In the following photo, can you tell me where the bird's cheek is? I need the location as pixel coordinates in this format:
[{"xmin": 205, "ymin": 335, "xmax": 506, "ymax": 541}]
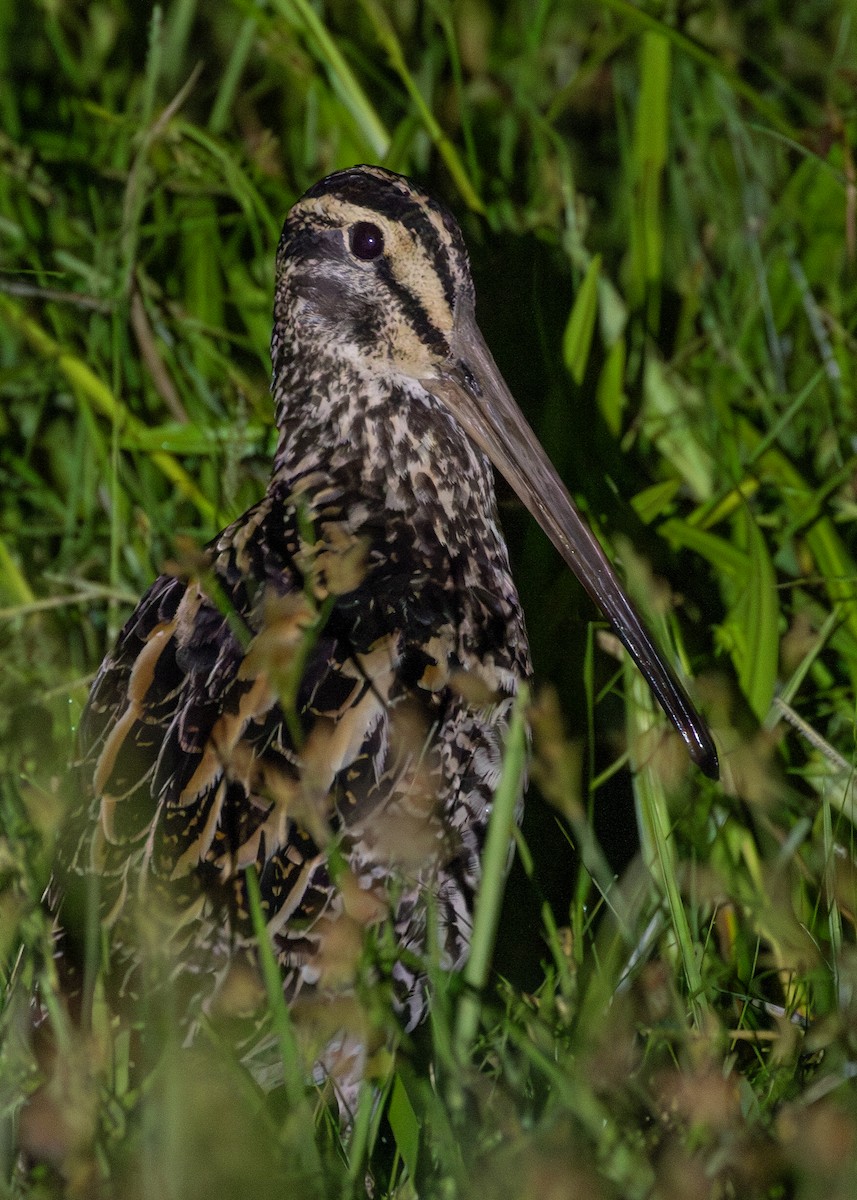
[{"xmin": 385, "ymin": 322, "xmax": 446, "ymax": 378}]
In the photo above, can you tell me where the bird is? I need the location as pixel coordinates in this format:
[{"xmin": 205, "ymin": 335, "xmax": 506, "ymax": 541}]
[{"xmin": 57, "ymin": 164, "xmax": 718, "ymax": 1103}]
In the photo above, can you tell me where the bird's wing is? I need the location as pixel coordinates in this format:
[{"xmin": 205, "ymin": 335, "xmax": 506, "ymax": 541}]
[{"xmin": 61, "ymin": 488, "xmax": 467, "ymax": 1006}]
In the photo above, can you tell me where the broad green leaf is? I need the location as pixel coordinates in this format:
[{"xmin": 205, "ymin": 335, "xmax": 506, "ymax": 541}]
[
  {"xmin": 631, "ymin": 478, "xmax": 682, "ymax": 525},
  {"xmin": 628, "ymin": 31, "xmax": 671, "ymax": 305},
  {"xmin": 563, "ymin": 253, "xmax": 601, "ymax": 385},
  {"xmin": 120, "ymin": 422, "xmax": 267, "ymax": 455},
  {"xmin": 595, "ymin": 332, "xmax": 626, "ymax": 434},
  {"xmin": 0, "ymin": 535, "xmax": 34, "ymax": 604},
  {"xmin": 642, "ymin": 356, "xmax": 715, "ymax": 501},
  {"xmin": 659, "ymin": 517, "xmax": 747, "ymax": 578},
  {"xmin": 388, "ymin": 1073, "xmax": 420, "ymax": 1182},
  {"xmin": 719, "ymin": 509, "xmax": 779, "ymax": 722}
]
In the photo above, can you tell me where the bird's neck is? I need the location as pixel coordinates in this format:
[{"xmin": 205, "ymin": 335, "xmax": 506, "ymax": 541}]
[
  {"xmin": 267, "ymin": 359, "xmax": 531, "ymax": 684},
  {"xmin": 271, "ymin": 366, "xmax": 502, "ymax": 565}
]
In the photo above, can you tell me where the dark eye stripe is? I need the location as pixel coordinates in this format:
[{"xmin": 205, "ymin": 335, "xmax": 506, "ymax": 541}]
[
  {"xmin": 401, "ymin": 206, "xmax": 459, "ymax": 312},
  {"xmin": 376, "ymin": 259, "xmax": 449, "ymax": 357}
]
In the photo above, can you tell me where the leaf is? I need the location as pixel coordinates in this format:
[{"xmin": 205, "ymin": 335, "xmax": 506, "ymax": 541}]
[
  {"xmin": 271, "ymin": 0, "xmax": 390, "ymax": 159},
  {"xmin": 658, "ymin": 517, "xmax": 748, "ymax": 578},
  {"xmin": 119, "ymin": 421, "xmax": 267, "ymax": 455},
  {"xmin": 642, "ymin": 356, "xmax": 715, "ymax": 502},
  {"xmin": 563, "ymin": 253, "xmax": 601, "ymax": 385},
  {"xmin": 358, "ymin": 0, "xmax": 484, "ymax": 211},
  {"xmin": 627, "ymin": 31, "xmax": 671, "ymax": 306},
  {"xmin": 720, "ymin": 509, "xmax": 779, "ymax": 722},
  {"xmin": 631, "ymin": 480, "xmax": 682, "ymax": 526},
  {"xmin": 739, "ymin": 417, "xmax": 857, "ymax": 693},
  {"xmin": 0, "ymin": 294, "xmax": 216, "ymax": 522},
  {"xmin": 388, "ymin": 1072, "xmax": 420, "ymax": 1181},
  {"xmin": 596, "ymin": 334, "xmax": 627, "ymax": 434}
]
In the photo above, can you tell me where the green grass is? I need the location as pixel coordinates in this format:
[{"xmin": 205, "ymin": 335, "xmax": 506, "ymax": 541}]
[{"xmin": 2, "ymin": 1, "xmax": 857, "ymax": 1196}]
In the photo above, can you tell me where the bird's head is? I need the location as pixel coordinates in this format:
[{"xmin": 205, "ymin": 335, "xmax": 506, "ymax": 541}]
[
  {"xmin": 271, "ymin": 165, "xmax": 718, "ymax": 779},
  {"xmin": 273, "ymin": 164, "xmax": 472, "ymax": 381}
]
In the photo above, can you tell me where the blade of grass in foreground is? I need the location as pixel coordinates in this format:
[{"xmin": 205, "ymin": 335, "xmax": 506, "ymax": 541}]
[
  {"xmin": 244, "ymin": 865, "xmax": 306, "ymax": 1109},
  {"xmin": 244, "ymin": 864, "xmax": 323, "ymax": 1182},
  {"xmin": 626, "ymin": 664, "xmax": 707, "ymax": 1027},
  {"xmin": 454, "ymin": 685, "xmax": 529, "ymax": 1059}
]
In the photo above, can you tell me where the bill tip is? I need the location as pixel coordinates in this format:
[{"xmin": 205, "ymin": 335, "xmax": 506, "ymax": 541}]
[{"xmin": 693, "ymin": 737, "xmax": 720, "ymax": 781}]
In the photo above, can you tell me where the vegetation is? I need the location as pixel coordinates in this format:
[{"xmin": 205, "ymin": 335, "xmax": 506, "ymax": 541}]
[{"xmin": 1, "ymin": 1, "xmax": 856, "ymax": 1196}]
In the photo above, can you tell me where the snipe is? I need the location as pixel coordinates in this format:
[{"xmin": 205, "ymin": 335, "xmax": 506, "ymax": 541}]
[{"xmin": 60, "ymin": 164, "xmax": 717, "ymax": 1094}]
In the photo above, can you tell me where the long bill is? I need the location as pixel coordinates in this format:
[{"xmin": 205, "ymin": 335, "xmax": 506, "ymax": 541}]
[{"xmin": 430, "ymin": 309, "xmax": 719, "ymax": 780}]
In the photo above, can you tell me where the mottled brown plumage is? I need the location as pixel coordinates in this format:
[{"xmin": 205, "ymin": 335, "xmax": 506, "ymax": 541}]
[{"xmin": 58, "ymin": 165, "xmax": 716, "ymax": 1101}]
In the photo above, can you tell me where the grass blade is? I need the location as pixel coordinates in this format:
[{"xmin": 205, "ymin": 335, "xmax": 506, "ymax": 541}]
[
  {"xmin": 271, "ymin": 0, "xmax": 390, "ymax": 158},
  {"xmin": 454, "ymin": 685, "xmax": 529, "ymax": 1059},
  {"xmin": 0, "ymin": 294, "xmax": 217, "ymax": 523},
  {"xmin": 563, "ymin": 252, "xmax": 601, "ymax": 385},
  {"xmin": 358, "ymin": 0, "xmax": 485, "ymax": 212}
]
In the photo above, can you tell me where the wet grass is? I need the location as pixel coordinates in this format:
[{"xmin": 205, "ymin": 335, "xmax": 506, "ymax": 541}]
[{"xmin": 1, "ymin": 1, "xmax": 857, "ymax": 1196}]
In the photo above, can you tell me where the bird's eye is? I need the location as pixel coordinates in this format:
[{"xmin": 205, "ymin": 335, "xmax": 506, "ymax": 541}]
[{"xmin": 349, "ymin": 221, "xmax": 385, "ymax": 261}]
